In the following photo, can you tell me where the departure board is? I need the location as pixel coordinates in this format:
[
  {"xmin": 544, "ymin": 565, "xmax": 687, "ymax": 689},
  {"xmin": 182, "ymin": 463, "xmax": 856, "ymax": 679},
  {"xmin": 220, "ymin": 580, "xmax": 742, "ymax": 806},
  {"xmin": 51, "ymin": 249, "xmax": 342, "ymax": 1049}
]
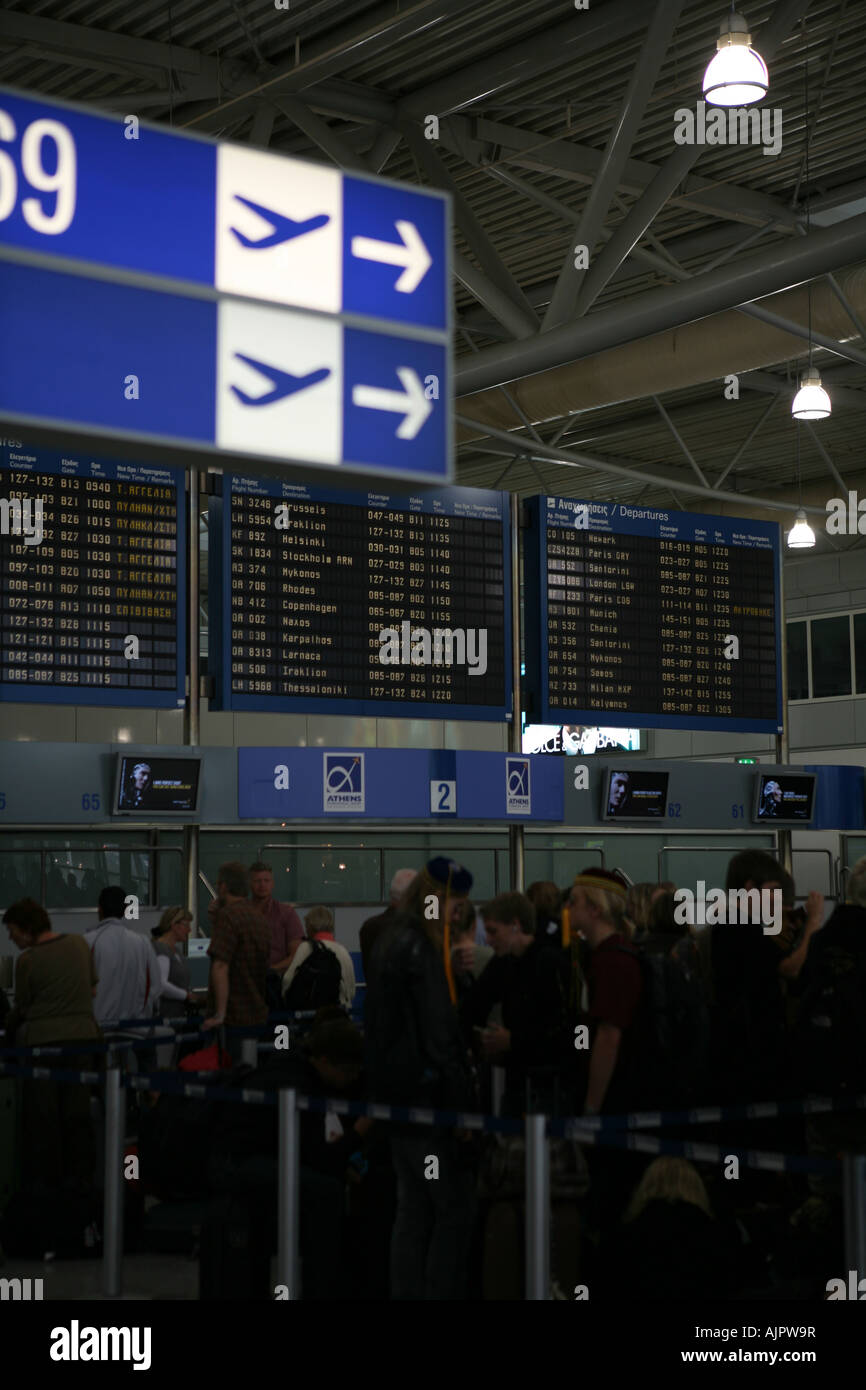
[
  {"xmin": 524, "ymin": 497, "xmax": 781, "ymax": 733},
  {"xmin": 209, "ymin": 475, "xmax": 510, "ymax": 718},
  {"xmin": 0, "ymin": 442, "xmax": 186, "ymax": 707}
]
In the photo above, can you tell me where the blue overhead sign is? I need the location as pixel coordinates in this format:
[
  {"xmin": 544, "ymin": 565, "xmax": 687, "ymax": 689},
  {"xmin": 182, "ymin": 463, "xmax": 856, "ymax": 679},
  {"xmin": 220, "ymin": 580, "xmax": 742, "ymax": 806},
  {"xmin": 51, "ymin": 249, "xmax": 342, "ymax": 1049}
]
[
  {"xmin": 237, "ymin": 749, "xmax": 563, "ymax": 822},
  {"xmin": 0, "ymin": 85, "xmax": 450, "ymax": 483},
  {"xmin": 0, "ymin": 261, "xmax": 447, "ymax": 479}
]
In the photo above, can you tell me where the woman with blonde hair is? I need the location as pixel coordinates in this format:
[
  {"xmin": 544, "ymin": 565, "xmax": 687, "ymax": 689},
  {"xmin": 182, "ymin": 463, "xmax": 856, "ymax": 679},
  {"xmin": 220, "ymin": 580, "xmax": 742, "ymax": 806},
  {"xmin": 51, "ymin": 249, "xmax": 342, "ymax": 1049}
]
[
  {"xmin": 151, "ymin": 906, "xmax": 196, "ymax": 1020},
  {"xmin": 597, "ymin": 1157, "xmax": 738, "ymax": 1299},
  {"xmin": 624, "ymin": 882, "xmax": 656, "ymax": 943}
]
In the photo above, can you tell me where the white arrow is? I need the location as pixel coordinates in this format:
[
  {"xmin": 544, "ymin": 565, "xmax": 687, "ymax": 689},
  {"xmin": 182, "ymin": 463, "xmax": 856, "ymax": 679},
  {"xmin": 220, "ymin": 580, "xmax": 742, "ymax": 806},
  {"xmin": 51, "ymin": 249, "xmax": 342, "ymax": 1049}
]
[
  {"xmin": 352, "ymin": 367, "xmax": 432, "ymax": 440},
  {"xmin": 350, "ymin": 219, "xmax": 432, "ymax": 293}
]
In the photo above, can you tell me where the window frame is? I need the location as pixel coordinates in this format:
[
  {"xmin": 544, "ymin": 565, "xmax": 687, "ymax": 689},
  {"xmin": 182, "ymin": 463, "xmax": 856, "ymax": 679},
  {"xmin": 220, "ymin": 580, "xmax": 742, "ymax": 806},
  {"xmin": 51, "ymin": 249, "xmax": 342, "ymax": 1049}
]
[{"xmin": 786, "ymin": 608, "xmax": 859, "ymax": 703}]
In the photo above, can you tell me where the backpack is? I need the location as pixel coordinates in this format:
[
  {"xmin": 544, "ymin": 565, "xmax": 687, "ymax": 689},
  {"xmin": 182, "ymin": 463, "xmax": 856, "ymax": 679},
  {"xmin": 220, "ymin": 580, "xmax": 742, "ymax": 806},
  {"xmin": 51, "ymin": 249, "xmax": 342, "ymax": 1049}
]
[
  {"xmin": 793, "ymin": 945, "xmax": 866, "ymax": 1094},
  {"xmin": 283, "ymin": 940, "xmax": 342, "ymax": 1011},
  {"xmin": 614, "ymin": 943, "xmax": 710, "ymax": 1111}
]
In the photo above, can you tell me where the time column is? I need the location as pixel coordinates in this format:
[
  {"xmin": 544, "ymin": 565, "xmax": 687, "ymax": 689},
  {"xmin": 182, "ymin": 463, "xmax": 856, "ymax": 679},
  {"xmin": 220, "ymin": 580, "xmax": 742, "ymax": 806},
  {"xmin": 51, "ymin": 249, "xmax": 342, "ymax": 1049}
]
[
  {"xmin": 421, "ymin": 513, "xmax": 455, "ymax": 703},
  {"xmin": 709, "ymin": 543, "xmax": 734, "ymax": 718}
]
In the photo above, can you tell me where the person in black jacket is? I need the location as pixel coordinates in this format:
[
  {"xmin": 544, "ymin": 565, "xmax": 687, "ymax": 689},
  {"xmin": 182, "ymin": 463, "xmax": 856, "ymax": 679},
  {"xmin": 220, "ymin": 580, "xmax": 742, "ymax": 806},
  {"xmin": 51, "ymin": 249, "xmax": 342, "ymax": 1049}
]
[
  {"xmin": 204, "ymin": 1013, "xmax": 372, "ymax": 1300},
  {"xmin": 365, "ymin": 857, "xmax": 477, "ymax": 1301},
  {"xmin": 594, "ymin": 1157, "xmax": 739, "ymax": 1300},
  {"xmin": 461, "ymin": 891, "xmax": 571, "ymax": 1114}
]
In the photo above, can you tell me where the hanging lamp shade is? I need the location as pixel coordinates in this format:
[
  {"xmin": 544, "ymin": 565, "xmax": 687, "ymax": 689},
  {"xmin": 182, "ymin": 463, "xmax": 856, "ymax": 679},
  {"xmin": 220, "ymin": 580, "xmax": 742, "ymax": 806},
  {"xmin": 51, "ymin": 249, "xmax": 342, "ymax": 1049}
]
[
  {"xmin": 703, "ymin": 11, "xmax": 768, "ymax": 106},
  {"xmin": 787, "ymin": 509, "xmax": 816, "ymax": 549},
  {"xmin": 791, "ymin": 368, "xmax": 831, "ymax": 420}
]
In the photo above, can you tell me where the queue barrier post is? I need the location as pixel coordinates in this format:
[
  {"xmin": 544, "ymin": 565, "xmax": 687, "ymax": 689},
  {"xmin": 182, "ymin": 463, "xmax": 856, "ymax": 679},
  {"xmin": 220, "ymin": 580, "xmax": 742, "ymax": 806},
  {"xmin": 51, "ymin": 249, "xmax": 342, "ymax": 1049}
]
[
  {"xmin": 277, "ymin": 1088, "xmax": 300, "ymax": 1299},
  {"xmin": 102, "ymin": 1061, "xmax": 126, "ymax": 1298},
  {"xmin": 843, "ymin": 1152, "xmax": 866, "ymax": 1278},
  {"xmin": 524, "ymin": 1112, "xmax": 550, "ymax": 1301},
  {"xmin": 241, "ymin": 1037, "xmax": 258, "ymax": 1068}
]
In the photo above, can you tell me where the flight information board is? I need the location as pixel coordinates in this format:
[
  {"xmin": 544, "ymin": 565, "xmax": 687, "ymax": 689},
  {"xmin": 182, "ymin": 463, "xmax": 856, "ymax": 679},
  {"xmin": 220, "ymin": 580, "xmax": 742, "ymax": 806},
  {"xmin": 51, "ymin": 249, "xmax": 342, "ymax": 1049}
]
[
  {"xmin": 209, "ymin": 476, "xmax": 510, "ymax": 718},
  {"xmin": 0, "ymin": 441, "xmax": 186, "ymax": 706},
  {"xmin": 524, "ymin": 496, "xmax": 781, "ymax": 733}
]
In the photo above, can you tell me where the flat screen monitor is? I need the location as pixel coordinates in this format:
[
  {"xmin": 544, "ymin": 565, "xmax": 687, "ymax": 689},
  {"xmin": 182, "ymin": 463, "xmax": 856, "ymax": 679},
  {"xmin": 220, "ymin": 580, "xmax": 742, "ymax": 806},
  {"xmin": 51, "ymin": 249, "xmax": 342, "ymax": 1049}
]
[
  {"xmin": 752, "ymin": 772, "xmax": 816, "ymax": 824},
  {"xmin": 113, "ymin": 754, "xmax": 202, "ymax": 816},
  {"xmin": 601, "ymin": 767, "xmax": 669, "ymax": 821}
]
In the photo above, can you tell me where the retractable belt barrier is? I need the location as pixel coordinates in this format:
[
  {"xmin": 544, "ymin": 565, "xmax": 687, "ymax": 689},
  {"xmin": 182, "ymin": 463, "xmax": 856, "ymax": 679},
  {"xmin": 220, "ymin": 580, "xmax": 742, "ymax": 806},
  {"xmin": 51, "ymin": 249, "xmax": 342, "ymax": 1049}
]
[
  {"xmin": 0, "ymin": 1052, "xmax": 852, "ymax": 1170},
  {"xmin": 94, "ymin": 1008, "xmax": 364, "ymax": 1032},
  {"xmin": 2, "ymin": 1046, "xmax": 862, "ymax": 1301},
  {"xmin": 0, "ymin": 1031, "xmax": 212, "ymax": 1058}
]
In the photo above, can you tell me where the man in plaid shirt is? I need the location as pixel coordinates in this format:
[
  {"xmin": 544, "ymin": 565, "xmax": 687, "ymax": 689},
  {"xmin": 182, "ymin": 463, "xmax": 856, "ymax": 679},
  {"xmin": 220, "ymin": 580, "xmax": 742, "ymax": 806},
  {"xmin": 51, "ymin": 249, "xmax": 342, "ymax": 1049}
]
[{"xmin": 204, "ymin": 862, "xmax": 270, "ymax": 1031}]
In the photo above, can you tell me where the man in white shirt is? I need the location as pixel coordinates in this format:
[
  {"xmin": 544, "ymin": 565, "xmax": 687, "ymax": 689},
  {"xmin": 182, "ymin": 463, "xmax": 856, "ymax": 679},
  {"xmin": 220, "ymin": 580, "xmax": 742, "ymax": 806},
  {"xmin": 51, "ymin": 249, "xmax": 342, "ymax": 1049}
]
[
  {"xmin": 84, "ymin": 886, "xmax": 162, "ymax": 1026},
  {"xmin": 281, "ymin": 905, "xmax": 355, "ymax": 1009}
]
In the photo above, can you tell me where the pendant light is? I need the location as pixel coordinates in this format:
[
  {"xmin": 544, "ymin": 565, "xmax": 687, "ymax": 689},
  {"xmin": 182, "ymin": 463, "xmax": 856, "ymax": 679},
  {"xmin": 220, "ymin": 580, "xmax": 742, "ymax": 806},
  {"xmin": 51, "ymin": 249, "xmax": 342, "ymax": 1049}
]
[
  {"xmin": 787, "ymin": 422, "xmax": 815, "ymax": 550},
  {"xmin": 703, "ymin": 9, "xmax": 768, "ymax": 107},
  {"xmin": 787, "ymin": 509, "xmax": 816, "ymax": 549},
  {"xmin": 791, "ymin": 57, "xmax": 831, "ymax": 421},
  {"xmin": 792, "ymin": 369, "xmax": 831, "ymax": 420}
]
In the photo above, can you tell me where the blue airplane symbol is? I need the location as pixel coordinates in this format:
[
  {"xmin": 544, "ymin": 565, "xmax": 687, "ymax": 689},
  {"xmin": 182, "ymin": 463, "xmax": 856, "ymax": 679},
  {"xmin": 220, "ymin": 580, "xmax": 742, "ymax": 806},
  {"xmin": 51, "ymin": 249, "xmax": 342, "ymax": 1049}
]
[
  {"xmin": 230, "ymin": 355, "xmax": 331, "ymax": 407},
  {"xmin": 230, "ymin": 195, "xmax": 330, "ymax": 249}
]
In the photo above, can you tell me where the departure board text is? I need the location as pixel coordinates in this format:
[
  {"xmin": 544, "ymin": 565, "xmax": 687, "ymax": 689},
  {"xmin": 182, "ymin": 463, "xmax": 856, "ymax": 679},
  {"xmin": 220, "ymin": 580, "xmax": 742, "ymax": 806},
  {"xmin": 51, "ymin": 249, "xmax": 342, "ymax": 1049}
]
[
  {"xmin": 211, "ymin": 477, "xmax": 510, "ymax": 718},
  {"xmin": 0, "ymin": 444, "xmax": 185, "ymax": 707},
  {"xmin": 525, "ymin": 498, "xmax": 781, "ymax": 733}
]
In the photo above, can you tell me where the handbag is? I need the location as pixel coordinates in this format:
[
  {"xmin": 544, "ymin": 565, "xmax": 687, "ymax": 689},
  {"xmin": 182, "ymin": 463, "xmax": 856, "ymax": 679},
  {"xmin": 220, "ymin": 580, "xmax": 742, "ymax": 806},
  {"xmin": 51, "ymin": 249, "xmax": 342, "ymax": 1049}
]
[{"xmin": 479, "ymin": 1133, "xmax": 589, "ymax": 1201}]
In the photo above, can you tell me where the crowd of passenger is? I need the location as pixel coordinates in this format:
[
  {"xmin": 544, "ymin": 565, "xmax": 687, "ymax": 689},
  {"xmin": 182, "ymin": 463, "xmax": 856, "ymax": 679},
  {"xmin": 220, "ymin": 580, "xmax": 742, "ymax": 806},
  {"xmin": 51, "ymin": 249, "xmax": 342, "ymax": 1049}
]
[{"xmin": 1, "ymin": 847, "xmax": 865, "ymax": 1300}]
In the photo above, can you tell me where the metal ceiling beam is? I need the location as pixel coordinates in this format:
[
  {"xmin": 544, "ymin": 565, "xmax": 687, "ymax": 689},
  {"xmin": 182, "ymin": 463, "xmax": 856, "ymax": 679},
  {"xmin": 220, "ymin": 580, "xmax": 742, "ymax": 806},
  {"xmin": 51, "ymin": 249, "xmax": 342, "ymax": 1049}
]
[
  {"xmin": 714, "ymin": 394, "xmax": 779, "ymax": 489},
  {"xmin": 401, "ymin": 122, "xmax": 538, "ymax": 334},
  {"xmin": 0, "ymin": 10, "xmax": 245, "ymax": 83},
  {"xmin": 574, "ymin": 145, "xmax": 702, "ymax": 314},
  {"xmin": 606, "ymin": 236, "xmax": 866, "ymax": 373},
  {"xmin": 804, "ymin": 423, "xmax": 847, "ymax": 494},
  {"xmin": 273, "ymin": 96, "xmax": 370, "ymax": 171},
  {"xmin": 248, "ymin": 103, "xmax": 276, "ymax": 147},
  {"xmin": 458, "ymin": 220, "xmax": 783, "ymax": 335},
  {"xmin": 300, "ymin": 92, "xmax": 803, "ymax": 238},
  {"xmin": 455, "ymin": 415, "xmax": 826, "ymax": 517},
  {"xmin": 397, "ymin": 0, "xmax": 649, "ymax": 118},
  {"xmin": 739, "ymin": 301, "xmax": 866, "ymax": 369},
  {"xmin": 456, "ymin": 212, "xmax": 866, "ymax": 397},
  {"xmin": 739, "ymin": 368, "xmax": 866, "ymax": 411},
  {"xmin": 470, "ymin": 118, "xmax": 801, "ymax": 233},
  {"xmin": 178, "ymin": 0, "xmax": 469, "ymax": 130},
  {"xmin": 453, "ymin": 252, "xmax": 537, "ymax": 340},
  {"xmin": 564, "ymin": 0, "xmax": 813, "ymax": 313},
  {"xmin": 543, "ymin": 0, "xmax": 686, "ymax": 330},
  {"xmin": 367, "ymin": 126, "xmax": 402, "ymax": 174},
  {"xmin": 825, "ymin": 271, "xmax": 866, "ymax": 342},
  {"xmin": 651, "ymin": 395, "xmax": 709, "ymax": 489}
]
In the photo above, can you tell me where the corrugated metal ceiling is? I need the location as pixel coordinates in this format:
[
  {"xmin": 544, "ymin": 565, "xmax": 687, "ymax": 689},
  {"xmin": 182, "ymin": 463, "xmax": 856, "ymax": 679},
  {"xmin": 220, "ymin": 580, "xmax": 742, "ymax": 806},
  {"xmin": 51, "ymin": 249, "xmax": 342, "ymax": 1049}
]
[{"xmin": 1, "ymin": 0, "xmax": 864, "ymax": 530}]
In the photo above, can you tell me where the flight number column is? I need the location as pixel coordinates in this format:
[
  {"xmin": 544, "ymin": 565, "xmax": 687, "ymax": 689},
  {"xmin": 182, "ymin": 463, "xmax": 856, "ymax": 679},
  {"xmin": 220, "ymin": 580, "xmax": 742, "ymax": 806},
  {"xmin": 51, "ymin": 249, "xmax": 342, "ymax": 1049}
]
[{"xmin": 230, "ymin": 492, "xmax": 280, "ymax": 697}]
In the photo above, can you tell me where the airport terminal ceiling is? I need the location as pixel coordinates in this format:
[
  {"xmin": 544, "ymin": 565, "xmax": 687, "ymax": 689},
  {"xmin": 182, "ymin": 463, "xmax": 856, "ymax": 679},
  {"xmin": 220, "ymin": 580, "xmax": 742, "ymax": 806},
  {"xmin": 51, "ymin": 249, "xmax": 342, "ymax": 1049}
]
[{"xmin": 1, "ymin": 0, "xmax": 866, "ymax": 540}]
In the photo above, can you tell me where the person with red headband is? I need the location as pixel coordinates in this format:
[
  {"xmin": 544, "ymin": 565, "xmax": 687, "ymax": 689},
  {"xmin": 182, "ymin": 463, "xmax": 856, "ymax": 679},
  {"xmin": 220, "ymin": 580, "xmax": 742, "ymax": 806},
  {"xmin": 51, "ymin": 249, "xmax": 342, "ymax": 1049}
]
[
  {"xmin": 365, "ymin": 856, "xmax": 476, "ymax": 1301},
  {"xmin": 566, "ymin": 868, "xmax": 641, "ymax": 1117}
]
